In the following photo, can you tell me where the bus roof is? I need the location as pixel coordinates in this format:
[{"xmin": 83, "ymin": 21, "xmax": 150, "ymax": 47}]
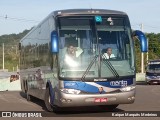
[
  {"xmin": 52, "ymin": 9, "xmax": 127, "ymax": 16},
  {"xmin": 20, "ymin": 9, "xmax": 128, "ymax": 42}
]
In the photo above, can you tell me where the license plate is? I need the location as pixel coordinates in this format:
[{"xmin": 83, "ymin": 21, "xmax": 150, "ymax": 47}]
[{"xmin": 94, "ymin": 98, "xmax": 108, "ymax": 103}]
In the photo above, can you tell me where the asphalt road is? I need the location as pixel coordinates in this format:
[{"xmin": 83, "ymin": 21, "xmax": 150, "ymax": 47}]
[{"xmin": 0, "ymin": 85, "xmax": 159, "ymax": 119}]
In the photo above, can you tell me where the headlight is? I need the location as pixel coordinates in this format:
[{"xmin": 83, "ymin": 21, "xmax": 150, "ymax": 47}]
[
  {"xmin": 146, "ymin": 76, "xmax": 152, "ymax": 80},
  {"xmin": 60, "ymin": 88, "xmax": 81, "ymax": 94},
  {"xmin": 146, "ymin": 76, "xmax": 152, "ymax": 81},
  {"xmin": 120, "ymin": 86, "xmax": 135, "ymax": 92}
]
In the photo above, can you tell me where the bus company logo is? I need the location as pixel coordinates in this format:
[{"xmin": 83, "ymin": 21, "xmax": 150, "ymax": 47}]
[
  {"xmin": 64, "ymin": 82, "xmax": 76, "ymax": 87},
  {"xmin": 94, "ymin": 79, "xmax": 107, "ymax": 81},
  {"xmin": 110, "ymin": 80, "xmax": 128, "ymax": 87}
]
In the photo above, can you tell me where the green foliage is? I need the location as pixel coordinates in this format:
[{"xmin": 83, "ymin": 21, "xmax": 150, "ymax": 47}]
[
  {"xmin": 135, "ymin": 33, "xmax": 160, "ymax": 72},
  {"xmin": 0, "ymin": 29, "xmax": 30, "ymax": 71}
]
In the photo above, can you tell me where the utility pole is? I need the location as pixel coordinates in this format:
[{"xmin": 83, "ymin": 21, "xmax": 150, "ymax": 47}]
[
  {"xmin": 146, "ymin": 38, "xmax": 149, "ymax": 64},
  {"xmin": 2, "ymin": 43, "xmax": 4, "ymax": 71},
  {"xmin": 15, "ymin": 45, "xmax": 17, "ymax": 55},
  {"xmin": 140, "ymin": 23, "xmax": 144, "ymax": 73}
]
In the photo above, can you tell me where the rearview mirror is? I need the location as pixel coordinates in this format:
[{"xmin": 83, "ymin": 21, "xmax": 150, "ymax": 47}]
[
  {"xmin": 132, "ymin": 30, "xmax": 148, "ymax": 52},
  {"xmin": 51, "ymin": 31, "xmax": 58, "ymax": 53}
]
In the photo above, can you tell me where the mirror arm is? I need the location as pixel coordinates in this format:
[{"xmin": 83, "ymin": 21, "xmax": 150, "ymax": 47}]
[{"xmin": 132, "ymin": 30, "xmax": 148, "ymax": 52}]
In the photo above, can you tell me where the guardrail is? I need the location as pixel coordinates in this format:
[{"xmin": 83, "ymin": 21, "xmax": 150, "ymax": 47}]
[{"xmin": 0, "ymin": 77, "xmax": 21, "ymax": 91}]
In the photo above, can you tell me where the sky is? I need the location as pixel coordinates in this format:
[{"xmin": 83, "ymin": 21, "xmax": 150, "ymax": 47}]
[{"xmin": 0, "ymin": 0, "xmax": 160, "ymax": 35}]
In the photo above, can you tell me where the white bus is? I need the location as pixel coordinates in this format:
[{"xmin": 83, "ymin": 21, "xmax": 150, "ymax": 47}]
[{"xmin": 19, "ymin": 9, "xmax": 148, "ymax": 112}]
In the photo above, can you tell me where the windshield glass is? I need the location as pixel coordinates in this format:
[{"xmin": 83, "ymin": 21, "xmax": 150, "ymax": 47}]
[
  {"xmin": 148, "ymin": 64, "xmax": 160, "ymax": 71},
  {"xmin": 58, "ymin": 16, "xmax": 134, "ymax": 79}
]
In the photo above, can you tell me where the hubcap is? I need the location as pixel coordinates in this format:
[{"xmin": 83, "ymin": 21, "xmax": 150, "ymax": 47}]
[{"xmin": 48, "ymin": 95, "xmax": 51, "ymax": 104}]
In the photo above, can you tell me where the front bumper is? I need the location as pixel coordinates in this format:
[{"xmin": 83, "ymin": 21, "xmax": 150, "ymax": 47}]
[
  {"xmin": 146, "ymin": 79, "xmax": 160, "ymax": 84},
  {"xmin": 55, "ymin": 90, "xmax": 135, "ymax": 107}
]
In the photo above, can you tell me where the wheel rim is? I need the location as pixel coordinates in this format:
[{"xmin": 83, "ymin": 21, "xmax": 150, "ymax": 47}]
[{"xmin": 48, "ymin": 95, "xmax": 51, "ymax": 104}]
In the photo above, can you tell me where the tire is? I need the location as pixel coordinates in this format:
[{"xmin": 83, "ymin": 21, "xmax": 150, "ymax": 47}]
[
  {"xmin": 27, "ymin": 93, "xmax": 33, "ymax": 101},
  {"xmin": 99, "ymin": 104, "xmax": 119, "ymax": 111},
  {"xmin": 24, "ymin": 81, "xmax": 28, "ymax": 93},
  {"xmin": 44, "ymin": 87, "xmax": 53, "ymax": 112}
]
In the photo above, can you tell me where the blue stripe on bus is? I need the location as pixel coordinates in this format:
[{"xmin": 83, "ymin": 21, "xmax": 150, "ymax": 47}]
[
  {"xmin": 47, "ymin": 80, "xmax": 54, "ymax": 105},
  {"xmin": 95, "ymin": 79, "xmax": 133, "ymax": 88},
  {"xmin": 63, "ymin": 79, "xmax": 133, "ymax": 93},
  {"xmin": 64, "ymin": 81, "xmax": 99, "ymax": 93}
]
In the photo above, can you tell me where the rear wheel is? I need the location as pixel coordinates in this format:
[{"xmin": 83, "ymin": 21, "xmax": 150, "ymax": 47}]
[
  {"xmin": 146, "ymin": 81, "xmax": 150, "ymax": 85},
  {"xmin": 24, "ymin": 80, "xmax": 28, "ymax": 93},
  {"xmin": 99, "ymin": 104, "xmax": 119, "ymax": 111},
  {"xmin": 25, "ymin": 81, "xmax": 33, "ymax": 101},
  {"xmin": 27, "ymin": 93, "xmax": 34, "ymax": 101},
  {"xmin": 44, "ymin": 87, "xmax": 53, "ymax": 112}
]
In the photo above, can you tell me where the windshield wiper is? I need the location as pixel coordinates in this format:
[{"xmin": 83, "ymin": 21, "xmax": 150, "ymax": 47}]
[
  {"xmin": 101, "ymin": 54, "xmax": 119, "ymax": 78},
  {"xmin": 81, "ymin": 55, "xmax": 98, "ymax": 81}
]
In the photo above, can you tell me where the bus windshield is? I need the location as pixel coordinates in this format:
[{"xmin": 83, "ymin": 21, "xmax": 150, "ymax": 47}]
[
  {"xmin": 58, "ymin": 16, "xmax": 134, "ymax": 79},
  {"xmin": 148, "ymin": 64, "xmax": 160, "ymax": 71}
]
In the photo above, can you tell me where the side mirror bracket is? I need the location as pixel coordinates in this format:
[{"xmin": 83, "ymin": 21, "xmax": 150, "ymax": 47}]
[{"xmin": 132, "ymin": 30, "xmax": 148, "ymax": 52}]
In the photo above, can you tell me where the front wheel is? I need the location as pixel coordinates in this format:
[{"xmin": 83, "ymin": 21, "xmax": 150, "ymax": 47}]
[
  {"xmin": 44, "ymin": 87, "xmax": 53, "ymax": 112},
  {"xmin": 99, "ymin": 104, "xmax": 119, "ymax": 111}
]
